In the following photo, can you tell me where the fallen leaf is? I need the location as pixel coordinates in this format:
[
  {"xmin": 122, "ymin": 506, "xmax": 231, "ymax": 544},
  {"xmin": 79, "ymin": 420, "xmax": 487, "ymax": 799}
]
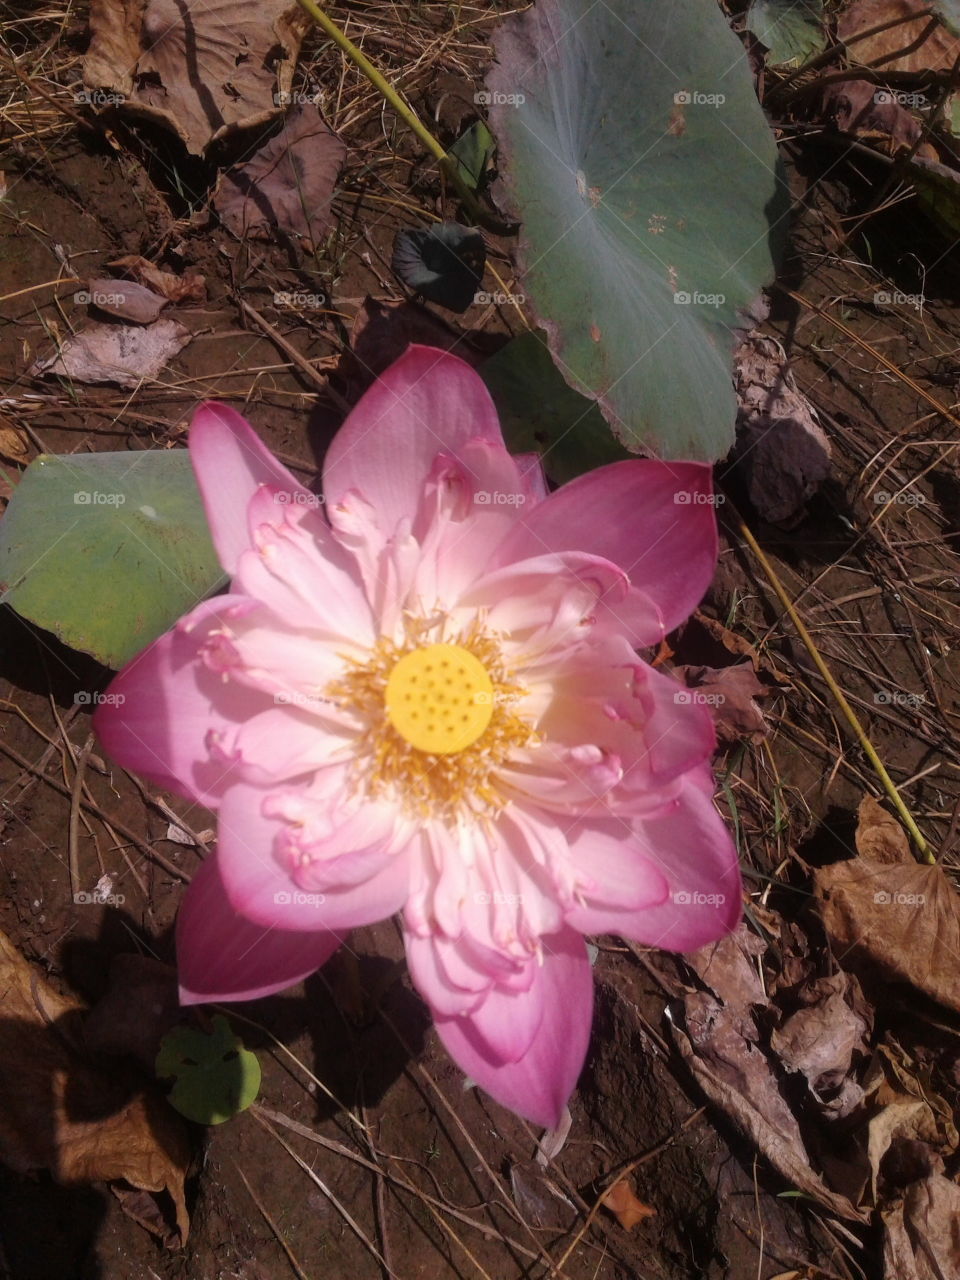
[
  {"xmin": 108, "ymin": 255, "xmax": 207, "ymax": 303},
  {"xmin": 733, "ymin": 333, "xmax": 831, "ymax": 527},
  {"xmin": 392, "ymin": 222, "xmax": 486, "ymax": 313},
  {"xmin": 881, "ymin": 1172, "xmax": 960, "ymax": 1279},
  {"xmin": 30, "ymin": 318, "xmax": 192, "ymax": 388},
  {"xmin": 839, "ymin": 0, "xmax": 960, "ymax": 74},
  {"xmin": 600, "ymin": 1178, "xmax": 656, "ymax": 1231},
  {"xmin": 0, "ymin": 928, "xmax": 189, "ymax": 1245},
  {"xmin": 84, "ymin": 0, "xmax": 309, "ymax": 154},
  {"xmin": 691, "ymin": 611, "xmax": 791, "ymax": 685},
  {"xmin": 0, "ymin": 422, "xmax": 29, "ymax": 463},
  {"xmin": 86, "ymin": 277, "xmax": 167, "ymax": 324},
  {"xmin": 855, "ymin": 794, "xmax": 912, "ymax": 864},
  {"xmin": 214, "ymin": 105, "xmax": 345, "ymax": 246},
  {"xmin": 771, "ymin": 972, "xmax": 870, "ymax": 1093},
  {"xmin": 822, "ymin": 79, "xmax": 936, "ymax": 157},
  {"xmin": 672, "ymin": 662, "xmax": 770, "ymax": 743},
  {"xmin": 815, "ymin": 802, "xmax": 960, "ymax": 1014}
]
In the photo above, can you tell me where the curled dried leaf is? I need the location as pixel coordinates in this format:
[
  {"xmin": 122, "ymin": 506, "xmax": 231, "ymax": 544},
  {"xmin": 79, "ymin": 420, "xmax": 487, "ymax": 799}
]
[{"xmin": 600, "ymin": 1178, "xmax": 655, "ymax": 1231}]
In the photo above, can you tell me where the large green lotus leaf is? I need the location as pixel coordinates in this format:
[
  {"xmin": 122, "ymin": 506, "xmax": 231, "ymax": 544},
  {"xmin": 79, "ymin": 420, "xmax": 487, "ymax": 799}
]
[
  {"xmin": 0, "ymin": 450, "xmax": 225, "ymax": 668},
  {"xmin": 480, "ymin": 332, "xmax": 632, "ymax": 484},
  {"xmin": 933, "ymin": 1, "xmax": 960, "ymax": 35},
  {"xmin": 487, "ymin": 0, "xmax": 788, "ymax": 461},
  {"xmin": 747, "ymin": 0, "xmax": 825, "ymax": 68}
]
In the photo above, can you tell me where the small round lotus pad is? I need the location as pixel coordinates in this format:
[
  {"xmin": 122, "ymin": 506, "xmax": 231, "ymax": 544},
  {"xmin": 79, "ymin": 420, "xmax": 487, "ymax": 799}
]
[{"xmin": 386, "ymin": 644, "xmax": 494, "ymax": 755}]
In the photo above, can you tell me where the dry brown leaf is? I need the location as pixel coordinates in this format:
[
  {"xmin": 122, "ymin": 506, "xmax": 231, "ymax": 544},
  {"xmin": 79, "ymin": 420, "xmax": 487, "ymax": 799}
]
[
  {"xmin": 840, "ymin": 0, "xmax": 960, "ymax": 74},
  {"xmin": 815, "ymin": 802, "xmax": 960, "ymax": 1013},
  {"xmin": 771, "ymin": 973, "xmax": 870, "ymax": 1093},
  {"xmin": 0, "ymin": 928, "xmax": 189, "ymax": 1246},
  {"xmin": 84, "ymin": 0, "xmax": 308, "ymax": 154},
  {"xmin": 214, "ymin": 105, "xmax": 346, "ymax": 246},
  {"xmin": 855, "ymin": 794, "xmax": 912, "ymax": 864},
  {"xmin": 881, "ymin": 1172, "xmax": 960, "ymax": 1279},
  {"xmin": 672, "ymin": 662, "xmax": 769, "ymax": 743},
  {"xmin": 691, "ymin": 611, "xmax": 791, "ymax": 685},
  {"xmin": 108, "ymin": 255, "xmax": 207, "ymax": 303},
  {"xmin": 30, "ymin": 318, "xmax": 191, "ymax": 388},
  {"xmin": 86, "ymin": 277, "xmax": 167, "ymax": 324},
  {"xmin": 600, "ymin": 1178, "xmax": 655, "ymax": 1231},
  {"xmin": 822, "ymin": 79, "xmax": 936, "ymax": 157},
  {"xmin": 0, "ymin": 422, "xmax": 29, "ymax": 463},
  {"xmin": 733, "ymin": 333, "xmax": 831, "ymax": 527},
  {"xmin": 672, "ymin": 992, "xmax": 863, "ymax": 1221}
]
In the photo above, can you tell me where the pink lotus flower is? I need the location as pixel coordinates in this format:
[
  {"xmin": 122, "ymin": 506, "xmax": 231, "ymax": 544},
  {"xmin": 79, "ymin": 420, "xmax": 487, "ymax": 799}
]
[{"xmin": 94, "ymin": 346, "xmax": 740, "ymax": 1127}]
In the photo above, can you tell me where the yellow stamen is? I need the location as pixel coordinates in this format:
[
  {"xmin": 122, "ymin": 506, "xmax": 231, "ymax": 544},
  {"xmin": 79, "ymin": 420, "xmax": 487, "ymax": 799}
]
[{"xmin": 386, "ymin": 643, "xmax": 493, "ymax": 755}]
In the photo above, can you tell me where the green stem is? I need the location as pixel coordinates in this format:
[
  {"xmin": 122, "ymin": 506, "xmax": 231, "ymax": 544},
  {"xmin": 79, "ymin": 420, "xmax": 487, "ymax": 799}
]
[{"xmin": 293, "ymin": 0, "xmax": 484, "ymax": 219}]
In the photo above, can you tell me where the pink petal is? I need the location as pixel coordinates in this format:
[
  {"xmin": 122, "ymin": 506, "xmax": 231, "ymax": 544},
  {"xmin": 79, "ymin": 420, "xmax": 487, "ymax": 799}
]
[
  {"xmin": 215, "ymin": 783, "xmax": 410, "ymax": 931},
  {"xmin": 565, "ymin": 770, "xmax": 741, "ymax": 948},
  {"xmin": 93, "ymin": 596, "xmax": 271, "ymax": 809},
  {"xmin": 322, "ymin": 346, "xmax": 505, "ymax": 539},
  {"xmin": 434, "ymin": 926, "xmax": 592, "ymax": 1128},
  {"xmin": 177, "ymin": 856, "xmax": 340, "ymax": 1005},
  {"xmin": 492, "ymin": 461, "xmax": 719, "ymax": 643},
  {"xmin": 190, "ymin": 401, "xmax": 311, "ymax": 576}
]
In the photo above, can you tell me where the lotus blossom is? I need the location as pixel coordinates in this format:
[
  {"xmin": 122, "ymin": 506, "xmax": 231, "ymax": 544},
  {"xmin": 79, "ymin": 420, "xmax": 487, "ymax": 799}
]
[{"xmin": 94, "ymin": 345, "xmax": 740, "ymax": 1127}]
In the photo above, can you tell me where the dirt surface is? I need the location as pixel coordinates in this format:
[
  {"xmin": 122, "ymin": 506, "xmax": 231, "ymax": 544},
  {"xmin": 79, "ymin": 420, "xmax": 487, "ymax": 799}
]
[{"xmin": 1, "ymin": 3, "xmax": 960, "ymax": 1280}]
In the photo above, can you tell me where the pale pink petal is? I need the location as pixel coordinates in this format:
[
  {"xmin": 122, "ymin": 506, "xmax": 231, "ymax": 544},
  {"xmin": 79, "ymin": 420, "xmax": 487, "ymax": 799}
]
[
  {"xmin": 565, "ymin": 770, "xmax": 741, "ymax": 948},
  {"xmin": 209, "ymin": 708, "xmax": 351, "ymax": 785},
  {"xmin": 235, "ymin": 487, "xmax": 374, "ymax": 644},
  {"xmin": 93, "ymin": 596, "xmax": 271, "ymax": 808},
  {"xmin": 467, "ymin": 959, "xmax": 544, "ymax": 1062},
  {"xmin": 492, "ymin": 461, "xmax": 719, "ymax": 644},
  {"xmin": 322, "ymin": 346, "xmax": 505, "ymax": 541},
  {"xmin": 434, "ymin": 927, "xmax": 592, "ymax": 1128},
  {"xmin": 177, "ymin": 856, "xmax": 340, "ymax": 1005},
  {"xmin": 404, "ymin": 932, "xmax": 487, "ymax": 1018},
  {"xmin": 189, "ymin": 402, "xmax": 311, "ymax": 576},
  {"xmin": 215, "ymin": 783, "xmax": 410, "ymax": 931}
]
